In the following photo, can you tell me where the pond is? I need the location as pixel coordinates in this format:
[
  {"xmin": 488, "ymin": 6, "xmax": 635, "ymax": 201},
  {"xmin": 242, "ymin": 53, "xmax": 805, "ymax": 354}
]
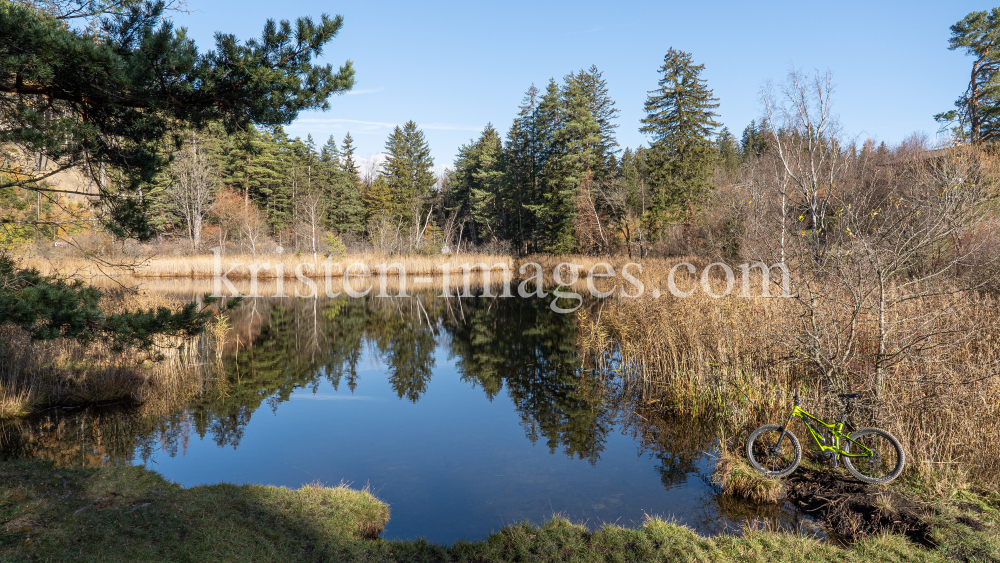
[{"xmin": 2, "ymin": 283, "xmax": 815, "ymax": 544}]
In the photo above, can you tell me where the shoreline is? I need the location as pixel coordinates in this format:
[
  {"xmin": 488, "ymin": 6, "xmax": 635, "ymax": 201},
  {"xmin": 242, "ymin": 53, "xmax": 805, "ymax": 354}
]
[{"xmin": 2, "ymin": 457, "xmax": 994, "ymax": 562}]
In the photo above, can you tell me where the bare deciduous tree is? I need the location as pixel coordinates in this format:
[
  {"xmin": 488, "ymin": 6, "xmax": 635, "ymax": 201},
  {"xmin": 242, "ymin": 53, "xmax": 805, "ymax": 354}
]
[{"xmin": 168, "ymin": 134, "xmax": 217, "ymax": 250}]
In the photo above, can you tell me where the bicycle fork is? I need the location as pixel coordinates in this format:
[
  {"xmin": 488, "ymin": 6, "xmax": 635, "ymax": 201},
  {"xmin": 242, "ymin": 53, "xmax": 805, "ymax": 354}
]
[{"xmin": 772, "ymin": 411, "xmax": 796, "ymax": 453}]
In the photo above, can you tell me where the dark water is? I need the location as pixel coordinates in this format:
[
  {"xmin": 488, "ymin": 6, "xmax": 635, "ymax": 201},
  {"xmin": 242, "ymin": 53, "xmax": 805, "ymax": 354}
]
[{"xmin": 2, "ymin": 290, "xmax": 815, "ymax": 544}]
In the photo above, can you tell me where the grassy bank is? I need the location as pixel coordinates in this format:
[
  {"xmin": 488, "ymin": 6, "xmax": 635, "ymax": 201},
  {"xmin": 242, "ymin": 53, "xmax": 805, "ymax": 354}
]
[{"xmin": 2, "ymin": 458, "xmax": 982, "ymax": 563}]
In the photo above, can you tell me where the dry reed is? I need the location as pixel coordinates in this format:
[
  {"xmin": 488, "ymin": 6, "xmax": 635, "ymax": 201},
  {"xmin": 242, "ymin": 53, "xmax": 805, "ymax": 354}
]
[
  {"xmin": 578, "ymin": 257, "xmax": 1000, "ymax": 482},
  {"xmin": 0, "ymin": 288, "xmax": 217, "ymax": 419},
  {"xmin": 19, "ymin": 252, "xmax": 514, "ymax": 279}
]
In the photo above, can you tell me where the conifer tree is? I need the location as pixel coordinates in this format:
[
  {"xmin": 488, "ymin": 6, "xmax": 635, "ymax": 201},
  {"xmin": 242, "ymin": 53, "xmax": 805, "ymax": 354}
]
[
  {"xmin": 320, "ymin": 134, "xmax": 364, "ymax": 235},
  {"xmin": 382, "ymin": 121, "xmax": 435, "ymax": 222},
  {"xmin": 504, "ymin": 85, "xmax": 543, "ymax": 252},
  {"xmin": 935, "ymin": 8, "xmax": 1000, "ymax": 143},
  {"xmin": 267, "ymin": 128, "xmax": 298, "ymax": 238},
  {"xmin": 640, "ymin": 48, "xmax": 720, "ymax": 235},
  {"xmin": 221, "ymin": 126, "xmax": 283, "ymax": 209},
  {"xmin": 450, "ymin": 124, "xmax": 506, "ymax": 243},
  {"xmin": 539, "ymin": 78, "xmax": 600, "ymax": 253},
  {"xmin": 364, "ymin": 175, "xmax": 396, "ymax": 219},
  {"xmin": 740, "ymin": 119, "xmax": 769, "ymax": 160},
  {"xmin": 567, "ymin": 65, "xmax": 620, "ymax": 181},
  {"xmin": 716, "ymin": 126, "xmax": 739, "ymax": 172},
  {"xmin": 522, "ymin": 80, "xmax": 564, "ymax": 250},
  {"xmin": 339, "ymin": 132, "xmax": 361, "ymax": 180},
  {"xmin": 0, "ymin": 0, "xmax": 355, "ymax": 238}
]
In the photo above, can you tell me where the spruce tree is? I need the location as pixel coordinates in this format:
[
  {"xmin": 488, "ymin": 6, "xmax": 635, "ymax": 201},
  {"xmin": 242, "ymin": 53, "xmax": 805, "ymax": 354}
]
[
  {"xmin": 267, "ymin": 128, "xmax": 299, "ymax": 238},
  {"xmin": 523, "ymin": 80, "xmax": 564, "ymax": 250},
  {"xmin": 567, "ymin": 65, "xmax": 620, "ymax": 181},
  {"xmin": 320, "ymin": 134, "xmax": 364, "ymax": 235},
  {"xmin": 221, "ymin": 126, "xmax": 283, "ymax": 209},
  {"xmin": 382, "ymin": 121, "xmax": 435, "ymax": 222},
  {"xmin": 640, "ymin": 48, "xmax": 720, "ymax": 235},
  {"xmin": 450, "ymin": 124, "xmax": 506, "ymax": 243},
  {"xmin": 504, "ymin": 85, "xmax": 543, "ymax": 252},
  {"xmin": 716, "ymin": 126, "xmax": 739, "ymax": 172},
  {"xmin": 740, "ymin": 119, "xmax": 769, "ymax": 160},
  {"xmin": 339, "ymin": 132, "xmax": 361, "ymax": 180},
  {"xmin": 538, "ymin": 78, "xmax": 600, "ymax": 253}
]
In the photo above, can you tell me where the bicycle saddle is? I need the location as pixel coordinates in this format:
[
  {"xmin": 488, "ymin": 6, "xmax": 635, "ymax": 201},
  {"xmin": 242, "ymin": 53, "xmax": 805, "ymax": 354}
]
[{"xmin": 838, "ymin": 393, "xmax": 860, "ymax": 399}]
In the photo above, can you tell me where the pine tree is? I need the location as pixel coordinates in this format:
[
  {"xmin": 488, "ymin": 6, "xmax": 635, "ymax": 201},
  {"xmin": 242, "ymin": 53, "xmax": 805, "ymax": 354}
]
[
  {"xmin": 935, "ymin": 8, "xmax": 1000, "ymax": 143},
  {"xmin": 382, "ymin": 121, "xmax": 435, "ymax": 222},
  {"xmin": 640, "ymin": 48, "xmax": 720, "ymax": 236},
  {"xmin": 0, "ymin": 1, "xmax": 355, "ymax": 239}
]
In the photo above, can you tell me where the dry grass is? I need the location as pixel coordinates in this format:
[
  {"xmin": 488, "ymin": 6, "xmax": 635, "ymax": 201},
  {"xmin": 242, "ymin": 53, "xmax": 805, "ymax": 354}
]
[
  {"xmin": 712, "ymin": 443, "xmax": 784, "ymax": 504},
  {"xmin": 19, "ymin": 252, "xmax": 514, "ymax": 279},
  {"xmin": 0, "ymin": 288, "xmax": 216, "ymax": 420},
  {"xmin": 578, "ymin": 257, "xmax": 1000, "ymax": 483}
]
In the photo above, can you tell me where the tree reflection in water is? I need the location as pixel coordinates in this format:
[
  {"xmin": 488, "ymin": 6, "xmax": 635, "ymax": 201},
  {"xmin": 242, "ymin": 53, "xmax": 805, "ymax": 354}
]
[
  {"xmin": 3, "ymin": 292, "xmax": 615, "ymax": 464},
  {"xmin": 0, "ymin": 289, "xmax": 815, "ymax": 539}
]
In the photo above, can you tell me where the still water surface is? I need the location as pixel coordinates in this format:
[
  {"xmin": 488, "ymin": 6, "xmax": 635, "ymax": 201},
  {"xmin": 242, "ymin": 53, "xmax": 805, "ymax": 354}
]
[{"xmin": 5, "ymin": 288, "xmax": 810, "ymax": 544}]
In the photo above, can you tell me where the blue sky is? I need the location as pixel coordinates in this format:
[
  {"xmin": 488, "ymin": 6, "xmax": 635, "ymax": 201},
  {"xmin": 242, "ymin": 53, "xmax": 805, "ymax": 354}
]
[{"xmin": 176, "ymin": 0, "xmax": 984, "ymax": 165}]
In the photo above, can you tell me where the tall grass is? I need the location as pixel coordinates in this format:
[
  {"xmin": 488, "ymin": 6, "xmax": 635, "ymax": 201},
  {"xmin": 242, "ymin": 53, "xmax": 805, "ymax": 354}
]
[
  {"xmin": 0, "ymin": 288, "xmax": 216, "ymax": 420},
  {"xmin": 578, "ymin": 258, "xmax": 1000, "ymax": 482},
  {"xmin": 19, "ymin": 252, "xmax": 513, "ymax": 279}
]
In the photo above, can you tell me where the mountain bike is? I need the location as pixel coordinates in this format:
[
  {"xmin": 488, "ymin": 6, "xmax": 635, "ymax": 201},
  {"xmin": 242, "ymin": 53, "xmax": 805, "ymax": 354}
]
[{"xmin": 746, "ymin": 393, "xmax": 905, "ymax": 484}]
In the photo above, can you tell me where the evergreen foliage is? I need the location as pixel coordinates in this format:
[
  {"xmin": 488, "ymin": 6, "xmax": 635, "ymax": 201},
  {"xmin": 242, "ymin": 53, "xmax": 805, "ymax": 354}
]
[
  {"xmin": 716, "ymin": 127, "xmax": 739, "ymax": 172},
  {"xmin": 566, "ymin": 65, "xmax": 620, "ymax": 181},
  {"xmin": 448, "ymin": 124, "xmax": 506, "ymax": 244},
  {"xmin": 0, "ymin": 254, "xmax": 218, "ymax": 350},
  {"xmin": 640, "ymin": 48, "xmax": 720, "ymax": 234},
  {"xmin": 0, "ymin": 0, "xmax": 355, "ymax": 238},
  {"xmin": 319, "ymin": 135, "xmax": 364, "ymax": 235},
  {"xmin": 936, "ymin": 8, "xmax": 1000, "ymax": 144},
  {"xmin": 503, "ymin": 85, "xmax": 543, "ymax": 252},
  {"xmin": 740, "ymin": 119, "xmax": 769, "ymax": 160},
  {"xmin": 382, "ymin": 121, "xmax": 435, "ymax": 222}
]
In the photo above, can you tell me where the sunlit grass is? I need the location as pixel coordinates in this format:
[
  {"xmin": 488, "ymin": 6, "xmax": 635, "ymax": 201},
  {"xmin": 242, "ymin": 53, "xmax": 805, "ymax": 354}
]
[{"xmin": 6, "ymin": 458, "xmax": 983, "ymax": 562}]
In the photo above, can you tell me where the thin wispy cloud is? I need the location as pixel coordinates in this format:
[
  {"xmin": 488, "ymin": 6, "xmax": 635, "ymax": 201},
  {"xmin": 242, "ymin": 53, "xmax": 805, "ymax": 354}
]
[{"xmin": 296, "ymin": 118, "xmax": 480, "ymax": 132}]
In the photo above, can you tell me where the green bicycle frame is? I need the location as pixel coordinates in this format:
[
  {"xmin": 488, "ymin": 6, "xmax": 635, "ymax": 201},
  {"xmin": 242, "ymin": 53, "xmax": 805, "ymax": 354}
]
[{"xmin": 776, "ymin": 405, "xmax": 874, "ymax": 458}]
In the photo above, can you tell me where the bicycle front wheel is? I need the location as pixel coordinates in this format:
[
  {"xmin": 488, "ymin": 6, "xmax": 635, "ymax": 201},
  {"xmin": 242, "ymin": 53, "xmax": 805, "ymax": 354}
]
[
  {"xmin": 746, "ymin": 424, "xmax": 801, "ymax": 477},
  {"xmin": 843, "ymin": 427, "xmax": 905, "ymax": 484}
]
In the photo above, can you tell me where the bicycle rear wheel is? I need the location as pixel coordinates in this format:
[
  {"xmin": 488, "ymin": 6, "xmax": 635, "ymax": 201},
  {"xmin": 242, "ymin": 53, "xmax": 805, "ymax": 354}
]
[
  {"xmin": 746, "ymin": 424, "xmax": 801, "ymax": 477},
  {"xmin": 843, "ymin": 427, "xmax": 905, "ymax": 484}
]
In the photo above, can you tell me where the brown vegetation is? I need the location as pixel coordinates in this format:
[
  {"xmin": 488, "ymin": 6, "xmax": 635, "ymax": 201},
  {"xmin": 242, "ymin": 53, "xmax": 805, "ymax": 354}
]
[
  {"xmin": 712, "ymin": 443, "xmax": 784, "ymax": 504},
  {"xmin": 579, "ymin": 135, "xmax": 1000, "ymax": 484},
  {"xmin": 17, "ymin": 252, "xmax": 514, "ymax": 279},
  {"xmin": 0, "ymin": 288, "xmax": 215, "ymax": 420}
]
